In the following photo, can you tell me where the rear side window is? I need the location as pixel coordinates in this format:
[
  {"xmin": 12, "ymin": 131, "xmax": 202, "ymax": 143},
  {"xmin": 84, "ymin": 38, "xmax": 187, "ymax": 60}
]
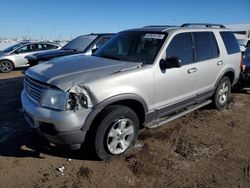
[
  {"xmin": 220, "ymin": 31, "xmax": 240, "ymax": 54},
  {"xmin": 44, "ymin": 44, "xmax": 58, "ymax": 50},
  {"xmin": 193, "ymin": 32, "xmax": 219, "ymax": 61},
  {"xmin": 166, "ymin": 32, "xmax": 193, "ymax": 65}
]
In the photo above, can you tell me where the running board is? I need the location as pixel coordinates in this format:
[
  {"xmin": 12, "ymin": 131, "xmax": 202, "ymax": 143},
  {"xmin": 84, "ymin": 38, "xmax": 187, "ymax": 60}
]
[
  {"xmin": 145, "ymin": 100, "xmax": 212, "ymax": 129},
  {"xmin": 242, "ymin": 87, "xmax": 250, "ymax": 91}
]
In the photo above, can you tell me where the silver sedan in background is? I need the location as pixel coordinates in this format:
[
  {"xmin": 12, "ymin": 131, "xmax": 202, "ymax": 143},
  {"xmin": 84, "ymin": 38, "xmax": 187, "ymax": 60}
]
[{"xmin": 0, "ymin": 42, "xmax": 61, "ymax": 73}]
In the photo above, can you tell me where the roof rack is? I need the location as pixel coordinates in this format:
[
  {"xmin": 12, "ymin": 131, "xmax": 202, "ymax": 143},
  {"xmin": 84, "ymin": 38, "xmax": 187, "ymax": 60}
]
[
  {"xmin": 143, "ymin": 25, "xmax": 178, "ymax": 28},
  {"xmin": 181, "ymin": 23, "xmax": 226, "ymax": 28}
]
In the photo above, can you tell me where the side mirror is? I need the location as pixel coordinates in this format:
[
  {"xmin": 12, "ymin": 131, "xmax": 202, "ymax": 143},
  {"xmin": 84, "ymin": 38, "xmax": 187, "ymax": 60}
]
[
  {"xmin": 14, "ymin": 50, "xmax": 19, "ymax": 54},
  {"xmin": 92, "ymin": 48, "xmax": 98, "ymax": 54},
  {"xmin": 160, "ymin": 57, "xmax": 182, "ymax": 69}
]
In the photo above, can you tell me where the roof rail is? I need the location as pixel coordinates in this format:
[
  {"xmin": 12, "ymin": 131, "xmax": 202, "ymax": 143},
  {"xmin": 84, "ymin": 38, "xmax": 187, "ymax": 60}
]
[
  {"xmin": 143, "ymin": 25, "xmax": 178, "ymax": 28},
  {"xmin": 181, "ymin": 23, "xmax": 226, "ymax": 28}
]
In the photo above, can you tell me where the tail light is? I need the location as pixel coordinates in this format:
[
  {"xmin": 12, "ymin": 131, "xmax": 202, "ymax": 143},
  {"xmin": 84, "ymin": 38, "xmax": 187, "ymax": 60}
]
[{"xmin": 240, "ymin": 55, "xmax": 246, "ymax": 72}]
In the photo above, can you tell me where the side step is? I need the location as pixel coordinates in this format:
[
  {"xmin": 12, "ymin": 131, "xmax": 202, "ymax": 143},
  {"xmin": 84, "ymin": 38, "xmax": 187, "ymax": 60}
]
[
  {"xmin": 145, "ymin": 100, "xmax": 212, "ymax": 129},
  {"xmin": 242, "ymin": 87, "xmax": 250, "ymax": 92}
]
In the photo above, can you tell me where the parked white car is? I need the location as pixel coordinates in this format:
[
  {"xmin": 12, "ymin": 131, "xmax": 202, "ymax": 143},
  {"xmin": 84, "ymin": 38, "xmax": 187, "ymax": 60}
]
[{"xmin": 0, "ymin": 42, "xmax": 61, "ymax": 73}]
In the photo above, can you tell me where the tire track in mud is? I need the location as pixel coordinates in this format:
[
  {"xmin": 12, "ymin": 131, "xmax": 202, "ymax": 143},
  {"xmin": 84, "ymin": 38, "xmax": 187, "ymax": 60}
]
[{"xmin": 240, "ymin": 161, "xmax": 250, "ymax": 188}]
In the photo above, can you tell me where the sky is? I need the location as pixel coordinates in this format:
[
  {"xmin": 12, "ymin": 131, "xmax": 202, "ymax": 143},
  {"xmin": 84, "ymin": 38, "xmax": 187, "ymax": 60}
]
[{"xmin": 0, "ymin": 0, "xmax": 249, "ymax": 40}]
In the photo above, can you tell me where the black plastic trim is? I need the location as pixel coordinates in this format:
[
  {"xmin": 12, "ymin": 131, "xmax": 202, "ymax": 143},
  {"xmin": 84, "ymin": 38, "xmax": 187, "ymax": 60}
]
[
  {"xmin": 81, "ymin": 94, "xmax": 148, "ymax": 131},
  {"xmin": 156, "ymin": 89, "xmax": 214, "ymax": 118}
]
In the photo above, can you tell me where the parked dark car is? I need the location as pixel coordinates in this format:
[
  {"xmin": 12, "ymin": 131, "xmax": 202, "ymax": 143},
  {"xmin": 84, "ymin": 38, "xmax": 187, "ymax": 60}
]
[
  {"xmin": 240, "ymin": 45, "xmax": 250, "ymax": 90},
  {"xmin": 25, "ymin": 33, "xmax": 114, "ymax": 66}
]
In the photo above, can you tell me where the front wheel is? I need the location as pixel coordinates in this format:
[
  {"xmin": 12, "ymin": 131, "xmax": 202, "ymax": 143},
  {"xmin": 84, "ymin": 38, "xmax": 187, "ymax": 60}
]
[
  {"xmin": 93, "ymin": 105, "xmax": 139, "ymax": 160},
  {"xmin": 212, "ymin": 76, "xmax": 231, "ymax": 110},
  {"xmin": 0, "ymin": 60, "xmax": 14, "ymax": 73}
]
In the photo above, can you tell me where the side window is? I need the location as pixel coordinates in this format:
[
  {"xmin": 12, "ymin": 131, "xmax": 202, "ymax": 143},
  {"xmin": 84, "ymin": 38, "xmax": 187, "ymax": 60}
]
[
  {"xmin": 210, "ymin": 33, "xmax": 220, "ymax": 58},
  {"xmin": 95, "ymin": 37, "xmax": 111, "ymax": 49},
  {"xmin": 37, "ymin": 44, "xmax": 45, "ymax": 51},
  {"xmin": 15, "ymin": 45, "xmax": 28, "ymax": 53},
  {"xmin": 28, "ymin": 44, "xmax": 37, "ymax": 52},
  {"xmin": 49, "ymin": 44, "xmax": 59, "ymax": 49},
  {"xmin": 16, "ymin": 44, "xmax": 36, "ymax": 53},
  {"xmin": 193, "ymin": 32, "xmax": 219, "ymax": 61},
  {"xmin": 166, "ymin": 32, "xmax": 193, "ymax": 65},
  {"xmin": 220, "ymin": 31, "xmax": 240, "ymax": 54},
  {"xmin": 43, "ymin": 44, "xmax": 58, "ymax": 50}
]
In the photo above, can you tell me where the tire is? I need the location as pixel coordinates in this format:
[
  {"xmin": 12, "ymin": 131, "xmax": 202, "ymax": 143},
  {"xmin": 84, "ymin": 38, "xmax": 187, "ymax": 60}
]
[
  {"xmin": 212, "ymin": 76, "xmax": 231, "ymax": 110},
  {"xmin": 93, "ymin": 105, "xmax": 139, "ymax": 160},
  {"xmin": 0, "ymin": 60, "xmax": 14, "ymax": 73}
]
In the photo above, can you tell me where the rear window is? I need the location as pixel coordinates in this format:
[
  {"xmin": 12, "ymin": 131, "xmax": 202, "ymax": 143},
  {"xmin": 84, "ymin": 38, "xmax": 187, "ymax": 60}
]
[
  {"xmin": 220, "ymin": 31, "xmax": 240, "ymax": 54},
  {"xmin": 193, "ymin": 32, "xmax": 219, "ymax": 61}
]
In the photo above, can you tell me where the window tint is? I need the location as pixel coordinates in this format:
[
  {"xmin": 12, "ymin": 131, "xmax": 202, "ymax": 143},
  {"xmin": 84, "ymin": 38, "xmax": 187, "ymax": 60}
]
[
  {"xmin": 95, "ymin": 37, "xmax": 111, "ymax": 49},
  {"xmin": 210, "ymin": 33, "xmax": 219, "ymax": 57},
  {"xmin": 46, "ymin": 44, "xmax": 58, "ymax": 49},
  {"xmin": 166, "ymin": 32, "xmax": 193, "ymax": 65},
  {"xmin": 4, "ymin": 43, "xmax": 26, "ymax": 53},
  {"xmin": 16, "ymin": 44, "xmax": 36, "ymax": 53},
  {"xmin": 193, "ymin": 32, "xmax": 219, "ymax": 61},
  {"xmin": 29, "ymin": 44, "xmax": 37, "ymax": 52},
  {"xmin": 95, "ymin": 32, "xmax": 166, "ymax": 64},
  {"xmin": 37, "ymin": 44, "xmax": 44, "ymax": 50},
  {"xmin": 16, "ymin": 45, "xmax": 28, "ymax": 53},
  {"xmin": 220, "ymin": 31, "xmax": 240, "ymax": 54},
  {"xmin": 62, "ymin": 35, "xmax": 98, "ymax": 51}
]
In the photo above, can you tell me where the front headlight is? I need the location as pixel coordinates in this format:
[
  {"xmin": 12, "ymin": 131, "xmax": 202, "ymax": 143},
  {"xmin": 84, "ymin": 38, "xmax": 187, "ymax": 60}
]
[{"xmin": 41, "ymin": 89, "xmax": 69, "ymax": 110}]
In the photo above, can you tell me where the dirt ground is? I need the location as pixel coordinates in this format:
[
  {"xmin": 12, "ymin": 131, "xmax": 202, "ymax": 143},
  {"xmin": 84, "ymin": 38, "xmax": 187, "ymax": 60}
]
[{"xmin": 0, "ymin": 70, "xmax": 250, "ymax": 188}]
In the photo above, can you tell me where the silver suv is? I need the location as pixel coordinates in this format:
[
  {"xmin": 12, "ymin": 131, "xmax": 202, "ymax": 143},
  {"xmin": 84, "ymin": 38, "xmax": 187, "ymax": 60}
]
[{"xmin": 21, "ymin": 23, "xmax": 241, "ymax": 160}]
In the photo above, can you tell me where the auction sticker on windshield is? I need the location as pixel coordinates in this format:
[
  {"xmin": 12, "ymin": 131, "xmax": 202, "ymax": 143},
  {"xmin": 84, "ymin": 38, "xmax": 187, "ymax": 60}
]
[{"xmin": 144, "ymin": 33, "xmax": 165, "ymax": 39}]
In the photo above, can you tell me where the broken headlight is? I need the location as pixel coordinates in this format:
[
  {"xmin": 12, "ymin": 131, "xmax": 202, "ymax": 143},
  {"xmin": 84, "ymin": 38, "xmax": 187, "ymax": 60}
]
[{"xmin": 67, "ymin": 85, "xmax": 92, "ymax": 110}]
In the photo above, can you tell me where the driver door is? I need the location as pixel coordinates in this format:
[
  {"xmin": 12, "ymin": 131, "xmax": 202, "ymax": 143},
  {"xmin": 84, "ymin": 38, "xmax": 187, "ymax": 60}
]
[{"xmin": 154, "ymin": 32, "xmax": 199, "ymax": 118}]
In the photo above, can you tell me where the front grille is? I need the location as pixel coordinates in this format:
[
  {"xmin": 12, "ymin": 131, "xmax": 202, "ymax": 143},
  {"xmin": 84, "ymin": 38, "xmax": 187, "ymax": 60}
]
[{"xmin": 24, "ymin": 76, "xmax": 46, "ymax": 103}]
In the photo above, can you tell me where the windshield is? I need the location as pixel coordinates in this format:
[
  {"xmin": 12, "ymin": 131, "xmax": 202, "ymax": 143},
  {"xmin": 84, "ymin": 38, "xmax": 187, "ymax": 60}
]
[
  {"xmin": 3, "ymin": 43, "xmax": 26, "ymax": 53},
  {"xmin": 62, "ymin": 35, "xmax": 97, "ymax": 51},
  {"xmin": 94, "ymin": 32, "xmax": 167, "ymax": 64}
]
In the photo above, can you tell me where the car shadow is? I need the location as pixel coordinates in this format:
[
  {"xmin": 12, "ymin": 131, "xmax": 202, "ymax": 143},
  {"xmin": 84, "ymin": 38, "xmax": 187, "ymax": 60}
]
[{"xmin": 0, "ymin": 77, "xmax": 97, "ymax": 161}]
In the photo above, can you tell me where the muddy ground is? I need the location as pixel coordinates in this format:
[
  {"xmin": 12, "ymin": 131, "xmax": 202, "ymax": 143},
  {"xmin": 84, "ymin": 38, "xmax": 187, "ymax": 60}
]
[{"xmin": 0, "ymin": 70, "xmax": 250, "ymax": 188}]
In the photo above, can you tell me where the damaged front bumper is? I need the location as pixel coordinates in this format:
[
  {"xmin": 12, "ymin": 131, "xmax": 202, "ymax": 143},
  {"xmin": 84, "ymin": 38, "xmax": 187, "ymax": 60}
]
[{"xmin": 21, "ymin": 90, "xmax": 92, "ymax": 149}]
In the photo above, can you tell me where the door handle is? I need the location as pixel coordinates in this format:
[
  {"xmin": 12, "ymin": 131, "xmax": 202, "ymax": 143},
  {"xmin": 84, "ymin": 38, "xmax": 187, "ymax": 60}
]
[
  {"xmin": 187, "ymin": 67, "xmax": 197, "ymax": 74},
  {"xmin": 217, "ymin": 61, "xmax": 224, "ymax": 65}
]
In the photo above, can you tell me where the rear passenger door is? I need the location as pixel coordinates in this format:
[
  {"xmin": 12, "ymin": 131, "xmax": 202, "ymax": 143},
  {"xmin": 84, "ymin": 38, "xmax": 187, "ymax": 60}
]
[
  {"xmin": 154, "ymin": 32, "xmax": 199, "ymax": 117},
  {"xmin": 192, "ymin": 32, "xmax": 221, "ymax": 94}
]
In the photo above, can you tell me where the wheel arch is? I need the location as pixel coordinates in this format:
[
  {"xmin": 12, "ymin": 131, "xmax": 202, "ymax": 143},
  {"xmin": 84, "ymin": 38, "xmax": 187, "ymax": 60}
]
[
  {"xmin": 81, "ymin": 94, "xmax": 148, "ymax": 132},
  {"xmin": 215, "ymin": 68, "xmax": 235, "ymax": 89}
]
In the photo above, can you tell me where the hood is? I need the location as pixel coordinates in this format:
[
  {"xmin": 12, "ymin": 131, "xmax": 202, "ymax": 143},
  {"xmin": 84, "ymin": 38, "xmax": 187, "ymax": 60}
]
[
  {"xmin": 27, "ymin": 49, "xmax": 81, "ymax": 61},
  {"xmin": 0, "ymin": 51, "xmax": 7, "ymax": 57},
  {"xmin": 26, "ymin": 55, "xmax": 142, "ymax": 91}
]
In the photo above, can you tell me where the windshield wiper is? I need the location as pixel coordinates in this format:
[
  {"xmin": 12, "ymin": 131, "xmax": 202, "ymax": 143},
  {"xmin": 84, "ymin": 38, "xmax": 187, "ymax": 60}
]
[
  {"xmin": 99, "ymin": 54, "xmax": 122, "ymax": 61},
  {"xmin": 63, "ymin": 48, "xmax": 79, "ymax": 52}
]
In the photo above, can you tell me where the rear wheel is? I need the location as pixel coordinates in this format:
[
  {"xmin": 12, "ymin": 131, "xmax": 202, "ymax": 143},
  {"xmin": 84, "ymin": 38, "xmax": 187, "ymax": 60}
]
[
  {"xmin": 93, "ymin": 105, "xmax": 139, "ymax": 160},
  {"xmin": 212, "ymin": 76, "xmax": 231, "ymax": 110},
  {"xmin": 0, "ymin": 60, "xmax": 14, "ymax": 73}
]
